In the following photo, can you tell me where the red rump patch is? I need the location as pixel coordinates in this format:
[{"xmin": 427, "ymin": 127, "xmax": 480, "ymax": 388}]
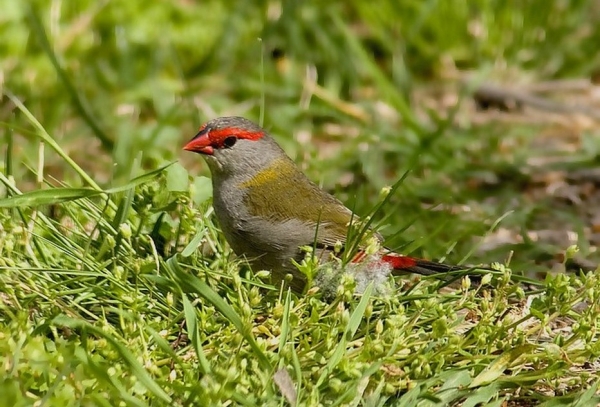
[
  {"xmin": 351, "ymin": 251, "xmax": 418, "ymax": 270},
  {"xmin": 351, "ymin": 251, "xmax": 367, "ymax": 263},
  {"xmin": 381, "ymin": 254, "xmax": 418, "ymax": 269},
  {"xmin": 207, "ymin": 127, "xmax": 264, "ymax": 148}
]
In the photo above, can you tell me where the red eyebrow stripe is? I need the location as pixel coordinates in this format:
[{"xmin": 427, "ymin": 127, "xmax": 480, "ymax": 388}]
[{"xmin": 209, "ymin": 127, "xmax": 264, "ymax": 146}]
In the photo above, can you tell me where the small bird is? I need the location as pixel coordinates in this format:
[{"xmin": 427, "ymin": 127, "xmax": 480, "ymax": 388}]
[{"xmin": 184, "ymin": 116, "xmax": 462, "ymax": 292}]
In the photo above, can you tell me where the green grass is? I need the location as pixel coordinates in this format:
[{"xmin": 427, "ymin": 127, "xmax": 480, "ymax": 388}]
[{"xmin": 2, "ymin": 0, "xmax": 600, "ymax": 405}]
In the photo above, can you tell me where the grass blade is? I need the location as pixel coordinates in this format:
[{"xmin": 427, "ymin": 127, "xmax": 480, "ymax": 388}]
[
  {"xmin": 164, "ymin": 255, "xmax": 272, "ymax": 371},
  {"xmin": 26, "ymin": 5, "xmax": 113, "ymax": 151},
  {"xmin": 0, "ymin": 187, "xmax": 100, "ymax": 208},
  {"xmin": 316, "ymin": 283, "xmax": 373, "ymax": 388},
  {"xmin": 181, "ymin": 293, "xmax": 212, "ymax": 374},
  {"xmin": 53, "ymin": 315, "xmax": 172, "ymax": 403}
]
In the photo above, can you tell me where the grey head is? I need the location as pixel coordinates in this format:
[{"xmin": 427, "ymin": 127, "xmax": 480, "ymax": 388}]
[{"xmin": 183, "ymin": 116, "xmax": 288, "ymax": 181}]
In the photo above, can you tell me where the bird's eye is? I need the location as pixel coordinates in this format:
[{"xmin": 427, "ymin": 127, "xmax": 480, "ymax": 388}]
[{"xmin": 222, "ymin": 136, "xmax": 237, "ymax": 148}]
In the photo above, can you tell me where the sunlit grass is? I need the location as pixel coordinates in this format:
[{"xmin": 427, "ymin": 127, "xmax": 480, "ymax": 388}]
[{"xmin": 2, "ymin": 0, "xmax": 600, "ymax": 405}]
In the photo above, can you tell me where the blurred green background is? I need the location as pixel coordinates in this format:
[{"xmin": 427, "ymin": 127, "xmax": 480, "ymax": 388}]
[{"xmin": 3, "ymin": 0, "xmax": 600, "ymax": 272}]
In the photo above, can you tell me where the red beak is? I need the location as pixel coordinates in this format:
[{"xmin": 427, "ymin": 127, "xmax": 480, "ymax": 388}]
[{"xmin": 183, "ymin": 131, "xmax": 214, "ymax": 155}]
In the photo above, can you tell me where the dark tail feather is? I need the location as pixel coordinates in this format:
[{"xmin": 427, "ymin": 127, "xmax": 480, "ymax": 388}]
[
  {"xmin": 382, "ymin": 254, "xmax": 487, "ymax": 286},
  {"xmin": 404, "ymin": 259, "xmax": 464, "ymax": 276}
]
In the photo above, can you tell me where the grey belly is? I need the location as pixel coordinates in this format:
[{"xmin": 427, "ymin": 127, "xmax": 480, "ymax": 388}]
[{"xmin": 219, "ymin": 214, "xmax": 313, "ymax": 290}]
